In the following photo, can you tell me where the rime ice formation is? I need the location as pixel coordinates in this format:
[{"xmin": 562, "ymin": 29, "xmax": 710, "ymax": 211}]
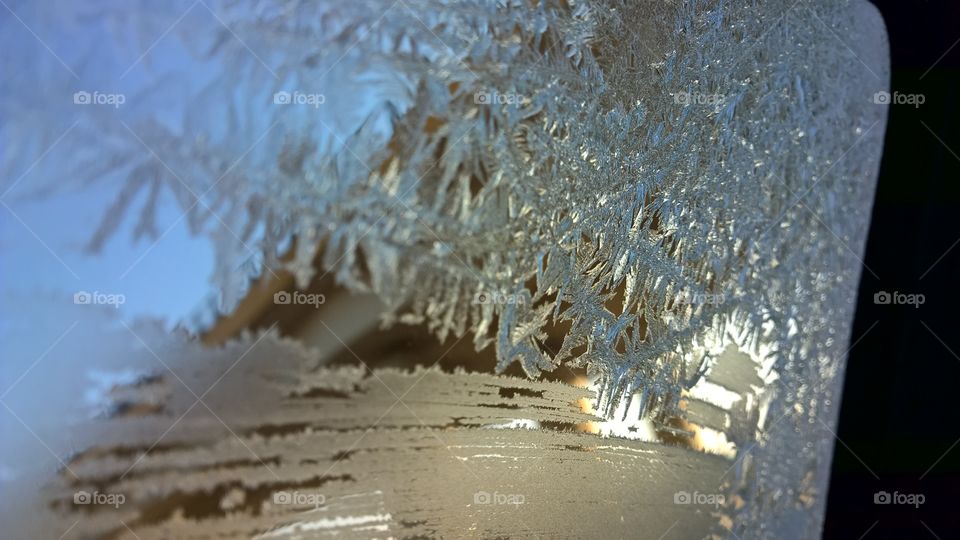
[
  {"xmin": 0, "ymin": 314, "xmax": 733, "ymax": 539},
  {"xmin": 0, "ymin": 309, "xmax": 860, "ymax": 538},
  {"xmin": 0, "ymin": 0, "xmax": 888, "ymax": 538}
]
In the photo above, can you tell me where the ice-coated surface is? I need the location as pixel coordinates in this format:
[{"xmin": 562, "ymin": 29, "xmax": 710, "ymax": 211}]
[{"xmin": 0, "ymin": 0, "xmax": 888, "ymax": 537}]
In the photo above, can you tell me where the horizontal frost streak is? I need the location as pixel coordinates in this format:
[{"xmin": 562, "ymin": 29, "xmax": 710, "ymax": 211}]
[
  {"xmin": 23, "ymin": 331, "xmax": 734, "ymax": 539},
  {"xmin": 259, "ymin": 512, "xmax": 394, "ymax": 537}
]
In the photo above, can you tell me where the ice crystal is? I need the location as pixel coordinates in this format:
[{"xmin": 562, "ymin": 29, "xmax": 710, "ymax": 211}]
[
  {"xmin": 2, "ymin": 0, "xmax": 887, "ymax": 535},
  {"xmin": 0, "ymin": 301, "xmax": 728, "ymax": 538},
  {"xmin": 3, "ymin": 0, "xmax": 882, "ymax": 419}
]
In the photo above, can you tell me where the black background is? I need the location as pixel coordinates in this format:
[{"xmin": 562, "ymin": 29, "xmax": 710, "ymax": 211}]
[{"xmin": 824, "ymin": 1, "xmax": 960, "ymax": 538}]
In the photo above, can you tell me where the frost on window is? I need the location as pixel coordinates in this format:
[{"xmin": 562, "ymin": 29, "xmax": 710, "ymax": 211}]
[{"xmin": 0, "ymin": 0, "xmax": 888, "ymax": 538}]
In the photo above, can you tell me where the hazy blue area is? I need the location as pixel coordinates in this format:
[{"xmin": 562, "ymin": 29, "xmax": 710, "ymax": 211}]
[
  {"xmin": 1, "ymin": 1, "xmax": 222, "ymax": 486},
  {"xmin": 1, "ymin": 1, "xmax": 220, "ymax": 329}
]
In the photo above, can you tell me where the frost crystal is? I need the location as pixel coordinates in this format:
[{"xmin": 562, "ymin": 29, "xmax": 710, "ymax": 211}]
[
  {"xmin": 2, "ymin": 0, "xmax": 887, "ymax": 537},
  {"xmin": 2, "ymin": 0, "xmax": 882, "ymax": 415}
]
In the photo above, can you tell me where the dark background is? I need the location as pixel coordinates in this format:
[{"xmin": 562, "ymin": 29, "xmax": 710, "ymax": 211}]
[{"xmin": 824, "ymin": 1, "xmax": 960, "ymax": 538}]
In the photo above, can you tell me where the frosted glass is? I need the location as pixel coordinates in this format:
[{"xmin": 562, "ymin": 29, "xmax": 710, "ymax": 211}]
[{"xmin": 0, "ymin": 0, "xmax": 888, "ymax": 537}]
